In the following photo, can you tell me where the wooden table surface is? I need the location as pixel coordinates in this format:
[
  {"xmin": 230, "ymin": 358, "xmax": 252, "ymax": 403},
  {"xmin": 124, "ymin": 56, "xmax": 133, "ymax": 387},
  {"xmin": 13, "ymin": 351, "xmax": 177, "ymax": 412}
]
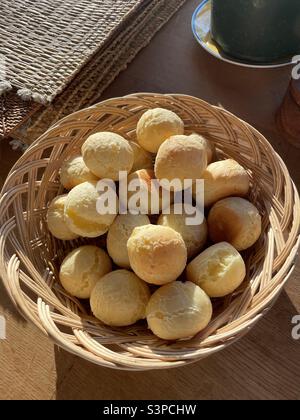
[{"xmin": 0, "ymin": 0, "xmax": 300, "ymax": 400}]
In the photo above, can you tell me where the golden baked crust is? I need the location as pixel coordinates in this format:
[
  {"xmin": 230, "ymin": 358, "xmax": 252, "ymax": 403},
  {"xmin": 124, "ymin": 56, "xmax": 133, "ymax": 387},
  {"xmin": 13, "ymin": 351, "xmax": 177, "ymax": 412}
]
[
  {"xmin": 60, "ymin": 155, "xmax": 99, "ymax": 190},
  {"xmin": 146, "ymin": 281, "xmax": 212, "ymax": 340},
  {"xmin": 90, "ymin": 270, "xmax": 151, "ymax": 327},
  {"xmin": 127, "ymin": 224, "xmax": 187, "ymax": 285},
  {"xmin": 107, "ymin": 214, "xmax": 150, "ymax": 268},
  {"xmin": 47, "ymin": 194, "xmax": 79, "ymax": 241},
  {"xmin": 208, "ymin": 197, "xmax": 262, "ymax": 251},
  {"xmin": 186, "ymin": 242, "xmax": 246, "ymax": 298},
  {"xmin": 65, "ymin": 181, "xmax": 118, "ymax": 238},
  {"xmin": 155, "ymin": 134, "xmax": 207, "ymax": 191},
  {"xmin": 82, "ymin": 132, "xmax": 134, "ymax": 180},
  {"xmin": 193, "ymin": 159, "xmax": 250, "ymax": 207},
  {"xmin": 60, "ymin": 246, "xmax": 112, "ymax": 299},
  {"xmin": 136, "ymin": 108, "xmax": 184, "ymax": 153},
  {"xmin": 129, "ymin": 141, "xmax": 153, "ymax": 172},
  {"xmin": 157, "ymin": 204, "xmax": 207, "ymax": 259}
]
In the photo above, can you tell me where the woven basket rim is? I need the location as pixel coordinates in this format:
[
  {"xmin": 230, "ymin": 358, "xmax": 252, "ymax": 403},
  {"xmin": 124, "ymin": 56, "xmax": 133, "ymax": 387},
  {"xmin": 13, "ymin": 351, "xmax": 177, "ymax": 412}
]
[{"xmin": 0, "ymin": 93, "xmax": 299, "ymax": 370}]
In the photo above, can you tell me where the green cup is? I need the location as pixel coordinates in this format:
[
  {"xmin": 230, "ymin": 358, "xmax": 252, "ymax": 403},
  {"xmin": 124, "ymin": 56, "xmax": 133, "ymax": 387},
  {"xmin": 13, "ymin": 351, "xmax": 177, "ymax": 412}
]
[{"xmin": 211, "ymin": 0, "xmax": 300, "ymax": 63}]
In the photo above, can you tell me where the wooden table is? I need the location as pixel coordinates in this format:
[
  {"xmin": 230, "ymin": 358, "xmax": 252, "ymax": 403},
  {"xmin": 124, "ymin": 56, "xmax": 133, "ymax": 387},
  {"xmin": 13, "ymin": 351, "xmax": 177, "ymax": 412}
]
[{"xmin": 0, "ymin": 0, "xmax": 299, "ymax": 400}]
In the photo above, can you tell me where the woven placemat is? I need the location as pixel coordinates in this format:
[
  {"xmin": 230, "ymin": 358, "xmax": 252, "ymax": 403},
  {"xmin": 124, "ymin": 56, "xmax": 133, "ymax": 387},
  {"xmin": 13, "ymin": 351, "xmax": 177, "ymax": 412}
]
[
  {"xmin": 0, "ymin": 0, "xmax": 147, "ymax": 104},
  {"xmin": 8, "ymin": 0, "xmax": 187, "ymax": 145}
]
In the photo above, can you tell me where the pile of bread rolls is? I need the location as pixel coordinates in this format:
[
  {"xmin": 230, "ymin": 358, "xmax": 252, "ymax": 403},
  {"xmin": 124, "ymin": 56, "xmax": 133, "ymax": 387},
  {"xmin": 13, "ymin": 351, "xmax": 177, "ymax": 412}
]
[{"xmin": 47, "ymin": 108, "xmax": 262, "ymax": 341}]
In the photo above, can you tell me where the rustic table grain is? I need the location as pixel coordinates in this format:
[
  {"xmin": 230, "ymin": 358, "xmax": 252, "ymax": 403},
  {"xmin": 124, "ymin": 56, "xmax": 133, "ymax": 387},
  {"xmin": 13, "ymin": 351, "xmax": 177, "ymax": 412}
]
[{"xmin": 0, "ymin": 0, "xmax": 299, "ymax": 400}]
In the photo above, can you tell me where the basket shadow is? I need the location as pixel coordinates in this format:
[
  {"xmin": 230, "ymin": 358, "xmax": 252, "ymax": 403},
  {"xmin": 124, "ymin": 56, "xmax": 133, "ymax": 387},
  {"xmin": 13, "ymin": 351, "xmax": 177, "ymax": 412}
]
[{"xmin": 54, "ymin": 288, "xmax": 300, "ymax": 400}]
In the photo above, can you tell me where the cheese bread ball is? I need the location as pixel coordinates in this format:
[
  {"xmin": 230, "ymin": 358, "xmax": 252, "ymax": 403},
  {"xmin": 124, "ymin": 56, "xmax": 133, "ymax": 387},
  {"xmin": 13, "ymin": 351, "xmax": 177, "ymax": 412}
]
[
  {"xmin": 146, "ymin": 281, "xmax": 212, "ymax": 340},
  {"xmin": 90, "ymin": 270, "xmax": 151, "ymax": 327},
  {"xmin": 157, "ymin": 204, "xmax": 207, "ymax": 259},
  {"xmin": 47, "ymin": 195, "xmax": 78, "ymax": 241},
  {"xmin": 188, "ymin": 133, "xmax": 215, "ymax": 164},
  {"xmin": 130, "ymin": 141, "xmax": 153, "ymax": 172},
  {"xmin": 65, "ymin": 181, "xmax": 118, "ymax": 238},
  {"xmin": 208, "ymin": 197, "xmax": 262, "ymax": 251},
  {"xmin": 107, "ymin": 214, "xmax": 151, "ymax": 268},
  {"xmin": 136, "ymin": 108, "xmax": 184, "ymax": 153},
  {"xmin": 59, "ymin": 246, "xmax": 112, "ymax": 299},
  {"xmin": 126, "ymin": 169, "xmax": 167, "ymax": 215},
  {"xmin": 60, "ymin": 155, "xmax": 99, "ymax": 190},
  {"xmin": 82, "ymin": 132, "xmax": 134, "ymax": 180},
  {"xmin": 186, "ymin": 242, "xmax": 246, "ymax": 298},
  {"xmin": 193, "ymin": 159, "xmax": 250, "ymax": 207},
  {"xmin": 127, "ymin": 225, "xmax": 187, "ymax": 285},
  {"xmin": 155, "ymin": 135, "xmax": 207, "ymax": 192}
]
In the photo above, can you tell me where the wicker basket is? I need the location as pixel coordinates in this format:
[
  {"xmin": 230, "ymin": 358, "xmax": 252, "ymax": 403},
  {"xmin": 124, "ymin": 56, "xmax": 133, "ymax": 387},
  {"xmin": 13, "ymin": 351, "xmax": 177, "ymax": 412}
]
[{"xmin": 0, "ymin": 93, "xmax": 299, "ymax": 371}]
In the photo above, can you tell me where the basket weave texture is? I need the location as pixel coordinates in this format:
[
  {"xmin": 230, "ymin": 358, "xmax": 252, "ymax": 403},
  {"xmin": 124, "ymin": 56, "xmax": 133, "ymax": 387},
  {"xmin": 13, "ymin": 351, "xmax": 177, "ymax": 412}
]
[
  {"xmin": 0, "ymin": 0, "xmax": 147, "ymax": 103},
  {"xmin": 0, "ymin": 0, "xmax": 187, "ymax": 141},
  {"xmin": 0, "ymin": 93, "xmax": 299, "ymax": 370}
]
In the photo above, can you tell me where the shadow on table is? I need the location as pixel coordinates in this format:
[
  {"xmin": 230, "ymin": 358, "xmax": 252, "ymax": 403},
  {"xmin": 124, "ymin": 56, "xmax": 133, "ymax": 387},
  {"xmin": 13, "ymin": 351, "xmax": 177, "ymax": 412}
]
[
  {"xmin": 54, "ymin": 289, "xmax": 300, "ymax": 400},
  {"xmin": 188, "ymin": 42, "xmax": 300, "ymax": 186},
  {"xmin": 189, "ymin": 40, "xmax": 292, "ymax": 123}
]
